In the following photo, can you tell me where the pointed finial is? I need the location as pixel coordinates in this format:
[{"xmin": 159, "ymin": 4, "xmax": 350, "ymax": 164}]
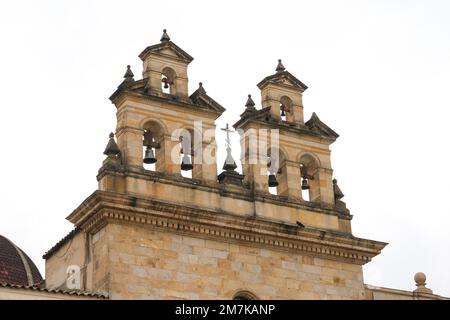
[
  {"xmin": 197, "ymin": 82, "xmax": 206, "ymax": 94},
  {"xmin": 276, "ymin": 59, "xmax": 285, "ymax": 73},
  {"xmin": 223, "ymin": 152, "xmax": 238, "ymax": 171},
  {"xmin": 160, "ymin": 29, "xmax": 171, "ymax": 42},
  {"xmin": 103, "ymin": 132, "xmax": 121, "ymax": 156},
  {"xmin": 333, "ymin": 179, "xmax": 344, "ymax": 200},
  {"xmin": 123, "ymin": 65, "xmax": 134, "ymax": 83},
  {"xmin": 245, "ymin": 94, "xmax": 256, "ymax": 110}
]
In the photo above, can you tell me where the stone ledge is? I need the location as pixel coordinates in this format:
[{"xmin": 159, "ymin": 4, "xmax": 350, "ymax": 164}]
[
  {"xmin": 66, "ymin": 191, "xmax": 386, "ymax": 265},
  {"xmin": 97, "ymin": 167, "xmax": 352, "ymax": 219}
]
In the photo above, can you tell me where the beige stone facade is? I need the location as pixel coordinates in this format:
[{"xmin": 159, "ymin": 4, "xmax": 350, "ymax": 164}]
[{"xmin": 39, "ymin": 30, "xmax": 447, "ymax": 300}]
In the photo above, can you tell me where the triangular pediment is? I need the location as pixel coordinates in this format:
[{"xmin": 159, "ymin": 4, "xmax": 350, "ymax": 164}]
[
  {"xmin": 190, "ymin": 86, "xmax": 225, "ymax": 114},
  {"xmin": 305, "ymin": 112, "xmax": 339, "ymax": 139},
  {"xmin": 257, "ymin": 71, "xmax": 308, "ymax": 92},
  {"xmin": 139, "ymin": 41, "xmax": 194, "ymax": 64}
]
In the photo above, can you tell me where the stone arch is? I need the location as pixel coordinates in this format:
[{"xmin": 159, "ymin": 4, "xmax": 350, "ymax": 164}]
[
  {"xmin": 140, "ymin": 117, "xmax": 168, "ymax": 135},
  {"xmin": 161, "ymin": 66, "xmax": 177, "ymax": 94},
  {"xmin": 233, "ymin": 290, "xmax": 259, "ymax": 300},
  {"xmin": 298, "ymin": 152, "xmax": 322, "ymax": 202},
  {"xmin": 280, "ymin": 95, "xmax": 294, "ymax": 121},
  {"xmin": 296, "ymin": 151, "xmax": 322, "ymax": 167},
  {"xmin": 141, "ymin": 120, "xmax": 166, "ymax": 171},
  {"xmin": 266, "ymin": 147, "xmax": 287, "ymax": 195},
  {"xmin": 268, "ymin": 146, "xmax": 287, "ymax": 168}
]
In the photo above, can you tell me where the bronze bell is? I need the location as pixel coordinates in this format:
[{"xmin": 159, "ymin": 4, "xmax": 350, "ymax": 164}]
[
  {"xmin": 268, "ymin": 174, "xmax": 279, "ymax": 187},
  {"xmin": 181, "ymin": 154, "xmax": 193, "ymax": 171},
  {"xmin": 301, "ymin": 177, "xmax": 310, "ymax": 190},
  {"xmin": 161, "ymin": 77, "xmax": 171, "ymax": 89},
  {"xmin": 280, "ymin": 104, "xmax": 287, "ymax": 117},
  {"xmin": 143, "ymin": 147, "xmax": 157, "ymax": 164}
]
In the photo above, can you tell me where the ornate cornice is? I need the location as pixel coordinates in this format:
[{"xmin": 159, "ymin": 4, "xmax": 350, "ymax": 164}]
[{"xmin": 66, "ymin": 191, "xmax": 386, "ymax": 265}]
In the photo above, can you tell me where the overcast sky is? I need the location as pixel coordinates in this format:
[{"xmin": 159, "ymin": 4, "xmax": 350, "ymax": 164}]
[{"xmin": 1, "ymin": 0, "xmax": 449, "ymax": 297}]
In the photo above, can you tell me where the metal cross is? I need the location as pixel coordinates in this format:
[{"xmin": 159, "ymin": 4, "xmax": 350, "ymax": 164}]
[{"xmin": 221, "ymin": 123, "xmax": 234, "ymax": 150}]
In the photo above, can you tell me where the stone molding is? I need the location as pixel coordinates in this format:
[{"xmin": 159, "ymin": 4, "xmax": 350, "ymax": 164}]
[
  {"xmin": 66, "ymin": 191, "xmax": 386, "ymax": 265},
  {"xmin": 96, "ymin": 167, "xmax": 352, "ymax": 219}
]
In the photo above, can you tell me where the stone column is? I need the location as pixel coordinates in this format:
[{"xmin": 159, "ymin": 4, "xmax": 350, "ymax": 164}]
[
  {"xmin": 278, "ymin": 160, "xmax": 301, "ymax": 197},
  {"xmin": 317, "ymin": 167, "xmax": 334, "ymax": 204},
  {"xmin": 192, "ymin": 141, "xmax": 218, "ymax": 182},
  {"xmin": 116, "ymin": 127, "xmax": 143, "ymax": 168},
  {"xmin": 162, "ymin": 134, "xmax": 181, "ymax": 175}
]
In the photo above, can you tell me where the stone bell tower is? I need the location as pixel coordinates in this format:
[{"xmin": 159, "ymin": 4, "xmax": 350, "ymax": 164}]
[
  {"xmin": 235, "ymin": 59, "xmax": 339, "ymax": 208},
  {"xmin": 43, "ymin": 31, "xmax": 387, "ymax": 300},
  {"xmin": 104, "ymin": 29, "xmax": 225, "ymax": 186}
]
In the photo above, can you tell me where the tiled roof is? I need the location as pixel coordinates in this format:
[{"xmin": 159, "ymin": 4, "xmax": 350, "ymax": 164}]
[
  {"xmin": 0, "ymin": 235, "xmax": 43, "ymax": 286},
  {"xmin": 42, "ymin": 227, "xmax": 81, "ymax": 260},
  {"xmin": 0, "ymin": 282, "xmax": 108, "ymax": 299}
]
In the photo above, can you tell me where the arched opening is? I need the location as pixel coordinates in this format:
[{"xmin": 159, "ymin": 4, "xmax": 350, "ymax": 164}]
[
  {"xmin": 233, "ymin": 290, "xmax": 258, "ymax": 300},
  {"xmin": 142, "ymin": 121, "xmax": 164, "ymax": 171},
  {"xmin": 299, "ymin": 154, "xmax": 320, "ymax": 202},
  {"xmin": 161, "ymin": 67, "xmax": 176, "ymax": 95},
  {"xmin": 280, "ymin": 96, "xmax": 293, "ymax": 122},
  {"xmin": 179, "ymin": 128, "xmax": 194, "ymax": 179},
  {"xmin": 267, "ymin": 148, "xmax": 285, "ymax": 195}
]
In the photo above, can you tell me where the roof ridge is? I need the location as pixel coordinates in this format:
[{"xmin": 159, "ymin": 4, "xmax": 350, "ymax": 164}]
[{"xmin": 0, "ymin": 282, "xmax": 108, "ymax": 298}]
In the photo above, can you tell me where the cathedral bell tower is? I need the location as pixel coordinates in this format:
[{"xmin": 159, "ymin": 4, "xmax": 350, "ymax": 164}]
[
  {"xmin": 235, "ymin": 60, "xmax": 339, "ymax": 213},
  {"xmin": 104, "ymin": 29, "xmax": 225, "ymax": 190},
  {"xmin": 43, "ymin": 31, "xmax": 386, "ymax": 300}
]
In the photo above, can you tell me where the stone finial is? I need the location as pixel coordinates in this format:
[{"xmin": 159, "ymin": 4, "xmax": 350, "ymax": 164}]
[
  {"xmin": 160, "ymin": 29, "xmax": 171, "ymax": 42},
  {"xmin": 103, "ymin": 132, "xmax": 121, "ymax": 156},
  {"xmin": 197, "ymin": 82, "xmax": 206, "ymax": 95},
  {"xmin": 414, "ymin": 272, "xmax": 433, "ymax": 294},
  {"xmin": 123, "ymin": 65, "xmax": 134, "ymax": 83},
  {"xmin": 276, "ymin": 59, "xmax": 286, "ymax": 73},
  {"xmin": 223, "ymin": 148, "xmax": 237, "ymax": 171},
  {"xmin": 333, "ymin": 179, "xmax": 344, "ymax": 200},
  {"xmin": 245, "ymin": 94, "xmax": 256, "ymax": 111}
]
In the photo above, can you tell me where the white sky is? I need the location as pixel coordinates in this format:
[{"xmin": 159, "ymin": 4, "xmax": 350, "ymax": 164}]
[{"xmin": 1, "ymin": 0, "xmax": 449, "ymax": 297}]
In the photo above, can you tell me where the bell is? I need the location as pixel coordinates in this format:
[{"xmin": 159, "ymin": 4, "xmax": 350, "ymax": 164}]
[
  {"xmin": 268, "ymin": 174, "xmax": 279, "ymax": 187},
  {"xmin": 181, "ymin": 154, "xmax": 193, "ymax": 171},
  {"xmin": 280, "ymin": 104, "xmax": 286, "ymax": 117},
  {"xmin": 162, "ymin": 77, "xmax": 170, "ymax": 89},
  {"xmin": 301, "ymin": 177, "xmax": 310, "ymax": 190},
  {"xmin": 143, "ymin": 147, "xmax": 157, "ymax": 164}
]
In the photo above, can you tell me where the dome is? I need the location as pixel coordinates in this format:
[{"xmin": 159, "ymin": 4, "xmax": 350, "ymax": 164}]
[{"xmin": 0, "ymin": 234, "xmax": 43, "ymax": 286}]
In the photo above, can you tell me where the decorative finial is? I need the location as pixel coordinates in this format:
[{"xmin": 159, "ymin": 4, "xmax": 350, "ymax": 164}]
[
  {"xmin": 276, "ymin": 59, "xmax": 286, "ymax": 73},
  {"xmin": 197, "ymin": 82, "xmax": 206, "ymax": 94},
  {"xmin": 245, "ymin": 94, "xmax": 256, "ymax": 111},
  {"xmin": 103, "ymin": 132, "xmax": 121, "ymax": 156},
  {"xmin": 414, "ymin": 272, "xmax": 433, "ymax": 294},
  {"xmin": 333, "ymin": 179, "xmax": 344, "ymax": 200},
  {"xmin": 221, "ymin": 124, "xmax": 237, "ymax": 171},
  {"xmin": 123, "ymin": 65, "xmax": 134, "ymax": 83},
  {"xmin": 160, "ymin": 29, "xmax": 171, "ymax": 42}
]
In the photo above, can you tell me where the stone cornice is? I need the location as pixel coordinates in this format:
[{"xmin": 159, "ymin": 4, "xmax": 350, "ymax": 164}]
[
  {"xmin": 110, "ymin": 81, "xmax": 224, "ymax": 118},
  {"xmin": 96, "ymin": 167, "xmax": 352, "ymax": 219},
  {"xmin": 67, "ymin": 190, "xmax": 386, "ymax": 265},
  {"xmin": 233, "ymin": 113, "xmax": 336, "ymax": 145}
]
